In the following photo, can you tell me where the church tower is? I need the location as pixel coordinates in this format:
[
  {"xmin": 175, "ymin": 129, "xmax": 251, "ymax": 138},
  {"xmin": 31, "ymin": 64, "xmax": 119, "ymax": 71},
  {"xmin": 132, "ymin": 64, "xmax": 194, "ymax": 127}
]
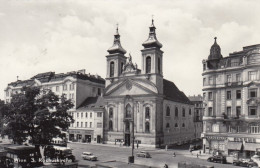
[
  {"xmin": 106, "ymin": 26, "xmax": 127, "ymax": 87},
  {"xmin": 141, "ymin": 19, "xmax": 164, "ymax": 94}
]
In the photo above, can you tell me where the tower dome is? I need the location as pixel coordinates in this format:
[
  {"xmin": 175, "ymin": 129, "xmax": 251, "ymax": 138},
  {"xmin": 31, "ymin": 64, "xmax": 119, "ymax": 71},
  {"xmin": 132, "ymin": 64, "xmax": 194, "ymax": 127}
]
[
  {"xmin": 208, "ymin": 37, "xmax": 222, "ymax": 60},
  {"xmin": 107, "ymin": 25, "xmax": 126, "ymax": 54},
  {"xmin": 142, "ymin": 19, "xmax": 162, "ymax": 49}
]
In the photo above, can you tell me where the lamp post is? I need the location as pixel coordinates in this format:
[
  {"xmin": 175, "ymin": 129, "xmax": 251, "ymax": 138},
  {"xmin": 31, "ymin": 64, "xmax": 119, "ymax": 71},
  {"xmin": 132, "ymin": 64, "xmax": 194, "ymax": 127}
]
[{"xmin": 128, "ymin": 105, "xmax": 135, "ymax": 163}]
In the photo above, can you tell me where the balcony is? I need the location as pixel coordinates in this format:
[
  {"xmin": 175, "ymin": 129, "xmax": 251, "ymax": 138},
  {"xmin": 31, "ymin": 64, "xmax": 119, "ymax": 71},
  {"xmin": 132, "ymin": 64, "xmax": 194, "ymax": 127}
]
[{"xmin": 225, "ymin": 82, "xmax": 243, "ymax": 87}]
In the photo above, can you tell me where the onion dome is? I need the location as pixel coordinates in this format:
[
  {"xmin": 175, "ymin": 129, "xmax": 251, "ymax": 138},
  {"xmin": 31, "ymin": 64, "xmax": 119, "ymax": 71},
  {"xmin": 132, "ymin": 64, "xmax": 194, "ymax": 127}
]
[
  {"xmin": 107, "ymin": 25, "xmax": 126, "ymax": 54},
  {"xmin": 208, "ymin": 37, "xmax": 223, "ymax": 60},
  {"xmin": 142, "ymin": 19, "xmax": 162, "ymax": 49}
]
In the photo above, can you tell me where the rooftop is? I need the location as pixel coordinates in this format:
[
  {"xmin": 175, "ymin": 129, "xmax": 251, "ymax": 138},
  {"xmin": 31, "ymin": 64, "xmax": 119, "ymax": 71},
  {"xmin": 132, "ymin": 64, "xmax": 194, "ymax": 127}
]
[
  {"xmin": 163, "ymin": 79, "xmax": 192, "ymax": 105},
  {"xmin": 188, "ymin": 95, "xmax": 203, "ymax": 102},
  {"xmin": 8, "ymin": 70, "xmax": 105, "ymax": 87},
  {"xmin": 78, "ymin": 96, "xmax": 104, "ymax": 110}
]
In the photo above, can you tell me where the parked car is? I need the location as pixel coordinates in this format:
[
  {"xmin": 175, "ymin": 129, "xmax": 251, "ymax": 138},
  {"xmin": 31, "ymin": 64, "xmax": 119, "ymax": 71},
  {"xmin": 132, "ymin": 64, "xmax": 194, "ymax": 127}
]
[
  {"xmin": 233, "ymin": 159, "xmax": 258, "ymax": 167},
  {"xmin": 81, "ymin": 152, "xmax": 98, "ymax": 161},
  {"xmin": 136, "ymin": 151, "xmax": 151, "ymax": 158},
  {"xmin": 207, "ymin": 155, "xmax": 227, "ymax": 164}
]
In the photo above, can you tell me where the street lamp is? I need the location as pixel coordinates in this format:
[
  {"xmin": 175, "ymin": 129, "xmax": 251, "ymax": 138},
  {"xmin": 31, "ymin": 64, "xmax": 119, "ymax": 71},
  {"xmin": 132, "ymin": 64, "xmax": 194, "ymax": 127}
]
[{"xmin": 128, "ymin": 105, "xmax": 135, "ymax": 163}]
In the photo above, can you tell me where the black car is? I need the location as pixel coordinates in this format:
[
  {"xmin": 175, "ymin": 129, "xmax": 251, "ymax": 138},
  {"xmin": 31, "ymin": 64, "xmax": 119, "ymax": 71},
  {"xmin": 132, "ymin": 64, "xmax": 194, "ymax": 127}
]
[
  {"xmin": 233, "ymin": 159, "xmax": 258, "ymax": 167},
  {"xmin": 207, "ymin": 155, "xmax": 227, "ymax": 164}
]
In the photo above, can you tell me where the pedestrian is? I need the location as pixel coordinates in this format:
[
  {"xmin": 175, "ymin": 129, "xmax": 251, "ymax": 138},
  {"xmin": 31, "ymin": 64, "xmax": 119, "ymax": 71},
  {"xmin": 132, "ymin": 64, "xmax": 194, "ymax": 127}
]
[
  {"xmin": 197, "ymin": 153, "xmax": 199, "ymax": 158},
  {"xmin": 173, "ymin": 152, "xmax": 176, "ymax": 157},
  {"xmin": 137, "ymin": 142, "xmax": 139, "ymax": 149},
  {"xmin": 199, "ymin": 150, "xmax": 201, "ymax": 155}
]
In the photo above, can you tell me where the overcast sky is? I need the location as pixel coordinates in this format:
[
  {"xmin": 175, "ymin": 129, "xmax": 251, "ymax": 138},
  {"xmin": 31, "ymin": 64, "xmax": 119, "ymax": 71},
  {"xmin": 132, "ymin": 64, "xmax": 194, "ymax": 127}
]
[{"xmin": 0, "ymin": 0, "xmax": 260, "ymax": 99}]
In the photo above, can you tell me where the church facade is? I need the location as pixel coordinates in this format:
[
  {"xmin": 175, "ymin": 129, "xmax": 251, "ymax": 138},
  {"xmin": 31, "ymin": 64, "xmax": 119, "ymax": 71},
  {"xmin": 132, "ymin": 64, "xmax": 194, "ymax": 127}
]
[{"xmin": 103, "ymin": 20, "xmax": 195, "ymax": 147}]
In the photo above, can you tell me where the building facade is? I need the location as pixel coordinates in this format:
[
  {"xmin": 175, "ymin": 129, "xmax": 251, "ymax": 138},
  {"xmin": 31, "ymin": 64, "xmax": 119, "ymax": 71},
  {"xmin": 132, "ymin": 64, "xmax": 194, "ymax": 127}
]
[
  {"xmin": 4, "ymin": 70, "xmax": 105, "ymax": 143},
  {"xmin": 68, "ymin": 97, "xmax": 104, "ymax": 143},
  {"xmin": 188, "ymin": 95, "xmax": 203, "ymax": 140},
  {"xmin": 103, "ymin": 20, "xmax": 195, "ymax": 147},
  {"xmin": 201, "ymin": 38, "xmax": 260, "ymax": 158}
]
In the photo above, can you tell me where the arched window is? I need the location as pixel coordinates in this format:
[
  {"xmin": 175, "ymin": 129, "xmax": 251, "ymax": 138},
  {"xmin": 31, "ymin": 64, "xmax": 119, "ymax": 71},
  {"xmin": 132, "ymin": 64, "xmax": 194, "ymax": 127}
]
[
  {"xmin": 145, "ymin": 107, "xmax": 150, "ymax": 119},
  {"xmin": 109, "ymin": 120, "xmax": 113, "ymax": 131},
  {"xmin": 166, "ymin": 106, "xmax": 170, "ymax": 116},
  {"xmin": 109, "ymin": 108, "xmax": 113, "ymax": 118},
  {"xmin": 175, "ymin": 107, "xmax": 178, "ymax": 117},
  {"xmin": 125, "ymin": 104, "xmax": 131, "ymax": 118},
  {"xmin": 182, "ymin": 108, "xmax": 185, "ymax": 117},
  {"xmin": 182, "ymin": 123, "xmax": 185, "ymax": 127},
  {"xmin": 121, "ymin": 62, "xmax": 124, "ymax": 74},
  {"xmin": 110, "ymin": 61, "xmax": 114, "ymax": 77},
  {"xmin": 166, "ymin": 123, "xmax": 170, "ymax": 128},
  {"xmin": 189, "ymin": 109, "xmax": 192, "ymax": 115},
  {"xmin": 146, "ymin": 56, "xmax": 151, "ymax": 73},
  {"xmin": 158, "ymin": 57, "xmax": 161, "ymax": 74},
  {"xmin": 125, "ymin": 120, "xmax": 130, "ymax": 132},
  {"xmin": 175, "ymin": 123, "xmax": 178, "ymax": 128},
  {"xmin": 145, "ymin": 122, "xmax": 150, "ymax": 133}
]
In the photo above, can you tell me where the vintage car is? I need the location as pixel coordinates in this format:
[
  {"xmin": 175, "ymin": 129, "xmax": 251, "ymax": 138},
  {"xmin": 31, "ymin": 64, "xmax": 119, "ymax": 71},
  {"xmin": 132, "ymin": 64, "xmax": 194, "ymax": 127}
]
[
  {"xmin": 233, "ymin": 159, "xmax": 258, "ymax": 167},
  {"xmin": 136, "ymin": 151, "xmax": 151, "ymax": 158},
  {"xmin": 81, "ymin": 152, "xmax": 98, "ymax": 161},
  {"xmin": 207, "ymin": 155, "xmax": 227, "ymax": 164}
]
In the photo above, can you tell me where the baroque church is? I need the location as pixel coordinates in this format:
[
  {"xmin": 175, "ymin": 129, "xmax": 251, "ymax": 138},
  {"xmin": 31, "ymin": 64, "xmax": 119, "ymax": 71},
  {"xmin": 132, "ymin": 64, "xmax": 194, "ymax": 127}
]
[{"xmin": 103, "ymin": 19, "xmax": 195, "ymax": 147}]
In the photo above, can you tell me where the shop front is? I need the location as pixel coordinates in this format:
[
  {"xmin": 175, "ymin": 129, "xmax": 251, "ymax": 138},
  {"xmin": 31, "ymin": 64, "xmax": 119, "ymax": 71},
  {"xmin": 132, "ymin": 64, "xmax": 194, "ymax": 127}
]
[
  {"xmin": 203, "ymin": 135, "xmax": 227, "ymax": 154},
  {"xmin": 227, "ymin": 137, "xmax": 260, "ymax": 159},
  {"xmin": 68, "ymin": 129, "xmax": 94, "ymax": 142}
]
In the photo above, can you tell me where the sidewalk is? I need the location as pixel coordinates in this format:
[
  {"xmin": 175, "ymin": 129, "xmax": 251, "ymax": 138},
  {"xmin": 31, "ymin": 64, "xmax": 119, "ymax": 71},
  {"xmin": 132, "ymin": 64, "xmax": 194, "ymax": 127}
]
[{"xmin": 68, "ymin": 141, "xmax": 158, "ymax": 151}]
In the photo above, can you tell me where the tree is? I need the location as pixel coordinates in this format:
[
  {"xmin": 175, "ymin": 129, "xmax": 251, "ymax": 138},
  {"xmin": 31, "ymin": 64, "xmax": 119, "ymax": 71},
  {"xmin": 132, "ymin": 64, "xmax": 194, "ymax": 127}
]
[{"xmin": 1, "ymin": 86, "xmax": 74, "ymax": 161}]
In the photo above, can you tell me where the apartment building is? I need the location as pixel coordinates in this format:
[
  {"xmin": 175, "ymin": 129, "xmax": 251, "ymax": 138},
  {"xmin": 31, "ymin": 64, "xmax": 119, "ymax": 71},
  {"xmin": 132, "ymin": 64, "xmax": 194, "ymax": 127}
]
[{"xmin": 201, "ymin": 38, "xmax": 260, "ymax": 158}]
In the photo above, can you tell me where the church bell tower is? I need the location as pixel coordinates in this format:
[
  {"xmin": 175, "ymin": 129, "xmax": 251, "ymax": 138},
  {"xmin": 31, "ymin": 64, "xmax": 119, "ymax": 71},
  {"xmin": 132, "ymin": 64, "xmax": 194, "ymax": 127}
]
[
  {"xmin": 141, "ymin": 19, "xmax": 164, "ymax": 94},
  {"xmin": 106, "ymin": 25, "xmax": 127, "ymax": 87}
]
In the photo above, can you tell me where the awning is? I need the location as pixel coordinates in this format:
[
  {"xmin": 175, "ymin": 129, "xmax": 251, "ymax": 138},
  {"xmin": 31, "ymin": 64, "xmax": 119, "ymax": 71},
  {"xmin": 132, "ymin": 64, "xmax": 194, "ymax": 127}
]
[
  {"xmin": 244, "ymin": 143, "xmax": 260, "ymax": 151},
  {"xmin": 227, "ymin": 141, "xmax": 242, "ymax": 150}
]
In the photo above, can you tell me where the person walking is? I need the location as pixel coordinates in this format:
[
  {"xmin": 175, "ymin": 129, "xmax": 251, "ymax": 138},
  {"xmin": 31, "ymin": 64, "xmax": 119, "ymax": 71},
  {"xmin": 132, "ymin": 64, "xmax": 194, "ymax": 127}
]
[
  {"xmin": 197, "ymin": 153, "xmax": 199, "ymax": 158},
  {"xmin": 173, "ymin": 152, "xmax": 176, "ymax": 157}
]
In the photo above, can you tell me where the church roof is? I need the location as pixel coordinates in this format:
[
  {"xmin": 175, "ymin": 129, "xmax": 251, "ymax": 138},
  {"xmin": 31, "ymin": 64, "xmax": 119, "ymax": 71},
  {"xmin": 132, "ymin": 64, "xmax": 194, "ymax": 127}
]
[
  {"xmin": 163, "ymin": 79, "xmax": 192, "ymax": 105},
  {"xmin": 77, "ymin": 96, "xmax": 104, "ymax": 110}
]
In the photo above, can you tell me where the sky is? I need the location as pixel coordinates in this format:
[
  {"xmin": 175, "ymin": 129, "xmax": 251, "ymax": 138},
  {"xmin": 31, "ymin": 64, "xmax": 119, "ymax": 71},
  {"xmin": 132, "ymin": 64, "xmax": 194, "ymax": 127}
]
[{"xmin": 0, "ymin": 0, "xmax": 260, "ymax": 99}]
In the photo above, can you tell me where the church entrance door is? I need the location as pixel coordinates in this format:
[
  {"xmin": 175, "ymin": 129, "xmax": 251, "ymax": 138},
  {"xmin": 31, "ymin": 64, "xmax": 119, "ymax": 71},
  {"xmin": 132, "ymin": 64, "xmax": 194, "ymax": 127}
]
[{"xmin": 125, "ymin": 133, "xmax": 130, "ymax": 146}]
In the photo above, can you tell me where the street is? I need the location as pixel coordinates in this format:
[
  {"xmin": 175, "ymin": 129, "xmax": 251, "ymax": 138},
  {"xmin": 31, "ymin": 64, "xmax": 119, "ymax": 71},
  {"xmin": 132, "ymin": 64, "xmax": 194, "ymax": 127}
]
[{"xmin": 68, "ymin": 143, "xmax": 244, "ymax": 168}]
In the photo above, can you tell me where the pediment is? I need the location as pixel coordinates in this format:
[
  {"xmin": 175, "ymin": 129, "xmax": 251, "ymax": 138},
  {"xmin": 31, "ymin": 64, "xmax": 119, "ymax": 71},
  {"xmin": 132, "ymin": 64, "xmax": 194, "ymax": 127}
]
[
  {"xmin": 105, "ymin": 79, "xmax": 158, "ymax": 96},
  {"xmin": 247, "ymin": 81, "xmax": 260, "ymax": 87}
]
